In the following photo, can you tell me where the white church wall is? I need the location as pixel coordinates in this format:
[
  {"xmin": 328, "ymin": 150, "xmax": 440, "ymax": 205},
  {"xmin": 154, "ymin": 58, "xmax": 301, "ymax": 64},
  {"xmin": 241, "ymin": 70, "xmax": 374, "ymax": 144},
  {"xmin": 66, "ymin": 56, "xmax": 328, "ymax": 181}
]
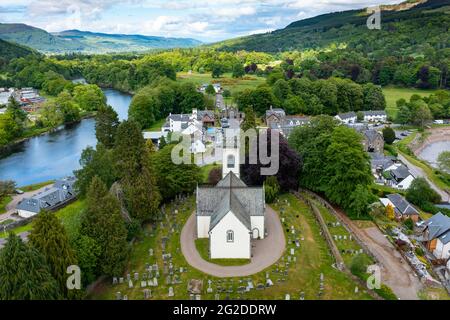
[
  {"xmin": 210, "ymin": 211, "xmax": 251, "ymax": 259},
  {"xmin": 197, "ymin": 216, "xmax": 211, "ymax": 238},
  {"xmin": 250, "ymin": 216, "xmax": 265, "ymax": 239}
]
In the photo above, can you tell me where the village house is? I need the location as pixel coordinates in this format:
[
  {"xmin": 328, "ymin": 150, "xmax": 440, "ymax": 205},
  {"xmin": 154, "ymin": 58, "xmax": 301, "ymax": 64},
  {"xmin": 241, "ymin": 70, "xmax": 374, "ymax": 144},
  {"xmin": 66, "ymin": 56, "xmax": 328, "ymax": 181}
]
[
  {"xmin": 265, "ymin": 107, "xmax": 286, "ymax": 127},
  {"xmin": 0, "ymin": 88, "xmax": 14, "ymax": 106},
  {"xmin": 380, "ymin": 193, "xmax": 420, "ymax": 222},
  {"xmin": 362, "ymin": 110, "xmax": 387, "ymax": 123},
  {"xmin": 389, "ymin": 164, "xmax": 415, "ymax": 190},
  {"xmin": 16, "ymin": 177, "xmax": 78, "ymax": 218},
  {"xmin": 418, "ymin": 212, "xmax": 450, "ymax": 260},
  {"xmin": 335, "ymin": 112, "xmax": 357, "ymax": 124},
  {"xmin": 196, "ymin": 135, "xmax": 265, "ymax": 259},
  {"xmin": 361, "ymin": 129, "xmax": 384, "ymax": 153},
  {"xmin": 270, "ymin": 116, "xmax": 311, "ymax": 138}
]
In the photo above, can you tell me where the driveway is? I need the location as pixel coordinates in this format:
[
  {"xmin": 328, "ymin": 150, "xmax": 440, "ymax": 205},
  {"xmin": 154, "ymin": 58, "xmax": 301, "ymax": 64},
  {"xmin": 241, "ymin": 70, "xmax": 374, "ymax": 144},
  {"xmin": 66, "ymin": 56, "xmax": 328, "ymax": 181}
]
[
  {"xmin": 334, "ymin": 208, "xmax": 423, "ymax": 300},
  {"xmin": 398, "ymin": 153, "xmax": 449, "ymax": 202},
  {"xmin": 0, "ymin": 183, "xmax": 54, "ymax": 222},
  {"xmin": 180, "ymin": 206, "xmax": 286, "ymax": 277}
]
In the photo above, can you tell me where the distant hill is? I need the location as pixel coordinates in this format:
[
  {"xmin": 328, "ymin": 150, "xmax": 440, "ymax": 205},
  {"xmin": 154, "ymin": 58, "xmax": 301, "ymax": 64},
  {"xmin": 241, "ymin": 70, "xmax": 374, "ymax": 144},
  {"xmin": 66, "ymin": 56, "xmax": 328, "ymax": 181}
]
[
  {"xmin": 0, "ymin": 38, "xmax": 37, "ymax": 63},
  {"xmin": 53, "ymin": 30, "xmax": 202, "ymax": 53},
  {"xmin": 0, "ymin": 24, "xmax": 202, "ymax": 54},
  {"xmin": 214, "ymin": 0, "xmax": 450, "ymax": 53}
]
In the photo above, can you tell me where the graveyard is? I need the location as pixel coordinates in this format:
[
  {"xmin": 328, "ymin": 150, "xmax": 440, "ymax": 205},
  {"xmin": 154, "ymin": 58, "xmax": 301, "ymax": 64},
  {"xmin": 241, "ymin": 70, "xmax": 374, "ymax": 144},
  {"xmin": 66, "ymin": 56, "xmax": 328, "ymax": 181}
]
[{"xmin": 91, "ymin": 193, "xmax": 373, "ymax": 300}]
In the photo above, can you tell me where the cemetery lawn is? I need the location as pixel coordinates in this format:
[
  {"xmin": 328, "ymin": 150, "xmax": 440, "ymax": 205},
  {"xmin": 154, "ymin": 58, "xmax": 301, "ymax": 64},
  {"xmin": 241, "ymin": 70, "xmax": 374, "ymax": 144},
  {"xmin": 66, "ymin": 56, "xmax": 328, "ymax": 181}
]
[
  {"xmin": 382, "ymin": 86, "xmax": 439, "ymax": 119},
  {"xmin": 91, "ymin": 194, "xmax": 372, "ymax": 300},
  {"xmin": 177, "ymin": 72, "xmax": 266, "ymax": 95},
  {"xmin": 194, "ymin": 238, "xmax": 250, "ymax": 266}
]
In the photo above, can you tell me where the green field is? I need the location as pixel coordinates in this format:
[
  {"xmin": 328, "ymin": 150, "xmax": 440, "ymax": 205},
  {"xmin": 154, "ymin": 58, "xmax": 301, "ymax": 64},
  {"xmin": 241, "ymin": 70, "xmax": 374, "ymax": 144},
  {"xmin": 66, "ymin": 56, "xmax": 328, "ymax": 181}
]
[
  {"xmin": 177, "ymin": 72, "xmax": 266, "ymax": 96},
  {"xmin": 382, "ymin": 87, "xmax": 440, "ymax": 119},
  {"xmin": 0, "ymin": 196, "xmax": 12, "ymax": 214}
]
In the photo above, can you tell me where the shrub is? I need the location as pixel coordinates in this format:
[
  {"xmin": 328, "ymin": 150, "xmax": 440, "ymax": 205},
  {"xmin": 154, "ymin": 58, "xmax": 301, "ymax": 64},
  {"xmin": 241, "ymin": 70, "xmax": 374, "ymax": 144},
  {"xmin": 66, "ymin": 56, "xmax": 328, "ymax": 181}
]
[
  {"xmin": 403, "ymin": 218, "xmax": 414, "ymax": 231},
  {"xmin": 264, "ymin": 176, "xmax": 280, "ymax": 204}
]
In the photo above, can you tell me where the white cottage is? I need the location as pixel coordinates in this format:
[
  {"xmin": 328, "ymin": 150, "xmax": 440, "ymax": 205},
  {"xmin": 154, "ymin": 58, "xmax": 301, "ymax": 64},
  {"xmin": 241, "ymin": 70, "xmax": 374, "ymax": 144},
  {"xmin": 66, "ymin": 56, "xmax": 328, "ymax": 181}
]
[{"xmin": 196, "ymin": 143, "xmax": 265, "ymax": 259}]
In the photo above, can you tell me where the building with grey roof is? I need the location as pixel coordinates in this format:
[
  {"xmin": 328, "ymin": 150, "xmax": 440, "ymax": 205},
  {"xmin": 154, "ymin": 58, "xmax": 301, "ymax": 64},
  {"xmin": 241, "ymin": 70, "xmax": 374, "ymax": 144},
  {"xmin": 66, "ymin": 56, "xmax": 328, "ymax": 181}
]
[
  {"xmin": 420, "ymin": 212, "xmax": 450, "ymax": 260},
  {"xmin": 196, "ymin": 142, "xmax": 265, "ymax": 259},
  {"xmin": 16, "ymin": 177, "xmax": 78, "ymax": 218},
  {"xmin": 384, "ymin": 193, "xmax": 419, "ymax": 221}
]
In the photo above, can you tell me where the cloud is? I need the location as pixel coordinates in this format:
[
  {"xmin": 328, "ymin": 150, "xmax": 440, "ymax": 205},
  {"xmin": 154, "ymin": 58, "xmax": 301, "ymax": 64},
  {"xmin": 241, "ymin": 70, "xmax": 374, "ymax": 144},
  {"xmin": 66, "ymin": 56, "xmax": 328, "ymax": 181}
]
[{"xmin": 2, "ymin": 0, "xmax": 405, "ymax": 42}]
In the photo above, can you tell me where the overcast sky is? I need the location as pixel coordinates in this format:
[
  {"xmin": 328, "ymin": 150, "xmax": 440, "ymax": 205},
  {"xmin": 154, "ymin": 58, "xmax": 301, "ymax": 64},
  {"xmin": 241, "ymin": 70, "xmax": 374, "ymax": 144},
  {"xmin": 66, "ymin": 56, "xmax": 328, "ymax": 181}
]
[{"xmin": 0, "ymin": 0, "xmax": 403, "ymax": 42}]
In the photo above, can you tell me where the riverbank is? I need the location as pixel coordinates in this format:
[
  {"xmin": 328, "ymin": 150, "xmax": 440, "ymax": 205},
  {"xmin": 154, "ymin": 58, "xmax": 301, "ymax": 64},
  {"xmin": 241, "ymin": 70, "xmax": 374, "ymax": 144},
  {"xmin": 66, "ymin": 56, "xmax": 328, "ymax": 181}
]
[
  {"xmin": 411, "ymin": 127, "xmax": 450, "ymax": 157},
  {"xmin": 0, "ymin": 112, "xmax": 96, "ymax": 157}
]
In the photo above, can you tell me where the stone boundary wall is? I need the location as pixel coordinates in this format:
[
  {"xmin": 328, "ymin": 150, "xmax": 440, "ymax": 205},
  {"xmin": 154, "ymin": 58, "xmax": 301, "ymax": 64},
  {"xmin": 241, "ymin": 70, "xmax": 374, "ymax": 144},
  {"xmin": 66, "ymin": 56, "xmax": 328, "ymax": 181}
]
[{"xmin": 291, "ymin": 191, "xmax": 383, "ymax": 300}]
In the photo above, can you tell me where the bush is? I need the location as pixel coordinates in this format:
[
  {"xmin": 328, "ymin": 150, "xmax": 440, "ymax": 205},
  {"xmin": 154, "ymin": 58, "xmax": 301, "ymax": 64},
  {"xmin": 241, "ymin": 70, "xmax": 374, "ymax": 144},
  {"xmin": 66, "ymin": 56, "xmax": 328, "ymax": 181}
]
[
  {"xmin": 350, "ymin": 254, "xmax": 372, "ymax": 278},
  {"xmin": 264, "ymin": 176, "xmax": 280, "ymax": 204},
  {"xmin": 382, "ymin": 127, "xmax": 396, "ymax": 145},
  {"xmin": 403, "ymin": 218, "xmax": 414, "ymax": 231},
  {"xmin": 384, "ymin": 144, "xmax": 398, "ymax": 157},
  {"xmin": 375, "ymin": 284, "xmax": 398, "ymax": 300},
  {"xmin": 415, "ymin": 247, "xmax": 424, "ymax": 257}
]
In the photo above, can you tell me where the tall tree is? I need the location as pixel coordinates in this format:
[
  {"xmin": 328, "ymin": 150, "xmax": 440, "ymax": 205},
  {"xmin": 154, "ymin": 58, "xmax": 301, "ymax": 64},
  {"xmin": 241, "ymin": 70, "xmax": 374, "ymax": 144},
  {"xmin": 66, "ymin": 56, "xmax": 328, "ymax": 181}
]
[
  {"xmin": 0, "ymin": 233, "xmax": 60, "ymax": 300},
  {"xmin": 241, "ymin": 107, "xmax": 257, "ymax": 132},
  {"xmin": 96, "ymin": 105, "xmax": 119, "ymax": 148},
  {"xmin": 81, "ymin": 176, "xmax": 128, "ymax": 276},
  {"xmin": 28, "ymin": 211, "xmax": 78, "ymax": 298}
]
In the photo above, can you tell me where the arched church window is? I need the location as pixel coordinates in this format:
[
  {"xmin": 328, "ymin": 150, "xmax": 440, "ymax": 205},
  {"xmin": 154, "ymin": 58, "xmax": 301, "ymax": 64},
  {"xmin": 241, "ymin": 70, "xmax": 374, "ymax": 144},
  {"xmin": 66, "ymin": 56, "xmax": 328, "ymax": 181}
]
[
  {"xmin": 227, "ymin": 155, "xmax": 235, "ymax": 168},
  {"xmin": 226, "ymin": 230, "xmax": 234, "ymax": 242}
]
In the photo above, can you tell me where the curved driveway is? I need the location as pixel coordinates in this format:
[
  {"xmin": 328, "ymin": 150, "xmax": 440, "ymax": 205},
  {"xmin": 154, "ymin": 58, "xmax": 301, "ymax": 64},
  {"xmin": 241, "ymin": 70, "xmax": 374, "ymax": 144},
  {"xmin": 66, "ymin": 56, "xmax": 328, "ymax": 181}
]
[{"xmin": 180, "ymin": 206, "xmax": 286, "ymax": 277}]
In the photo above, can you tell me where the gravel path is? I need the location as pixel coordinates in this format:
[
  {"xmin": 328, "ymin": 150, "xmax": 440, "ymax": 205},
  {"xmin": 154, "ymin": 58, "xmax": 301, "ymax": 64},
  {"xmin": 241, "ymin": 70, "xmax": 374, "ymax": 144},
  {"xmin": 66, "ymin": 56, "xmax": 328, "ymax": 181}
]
[
  {"xmin": 334, "ymin": 208, "xmax": 423, "ymax": 300},
  {"xmin": 180, "ymin": 206, "xmax": 286, "ymax": 277}
]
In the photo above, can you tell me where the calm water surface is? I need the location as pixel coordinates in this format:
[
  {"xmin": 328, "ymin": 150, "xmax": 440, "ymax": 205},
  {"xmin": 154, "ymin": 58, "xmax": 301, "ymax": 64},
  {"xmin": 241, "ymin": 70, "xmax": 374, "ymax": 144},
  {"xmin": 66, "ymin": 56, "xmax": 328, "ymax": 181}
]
[{"xmin": 0, "ymin": 89, "xmax": 131, "ymax": 186}]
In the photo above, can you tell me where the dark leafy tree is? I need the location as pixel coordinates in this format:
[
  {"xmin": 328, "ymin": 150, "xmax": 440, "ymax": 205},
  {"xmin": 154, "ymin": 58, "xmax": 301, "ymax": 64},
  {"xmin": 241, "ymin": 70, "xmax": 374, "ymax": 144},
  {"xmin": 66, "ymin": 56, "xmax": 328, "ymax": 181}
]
[{"xmin": 382, "ymin": 127, "xmax": 396, "ymax": 145}]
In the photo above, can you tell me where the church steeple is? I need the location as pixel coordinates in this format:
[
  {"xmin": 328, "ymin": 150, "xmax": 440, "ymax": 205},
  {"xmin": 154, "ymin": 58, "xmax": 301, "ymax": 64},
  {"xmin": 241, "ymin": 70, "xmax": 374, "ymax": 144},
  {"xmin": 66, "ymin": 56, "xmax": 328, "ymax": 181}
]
[{"xmin": 222, "ymin": 131, "xmax": 240, "ymax": 178}]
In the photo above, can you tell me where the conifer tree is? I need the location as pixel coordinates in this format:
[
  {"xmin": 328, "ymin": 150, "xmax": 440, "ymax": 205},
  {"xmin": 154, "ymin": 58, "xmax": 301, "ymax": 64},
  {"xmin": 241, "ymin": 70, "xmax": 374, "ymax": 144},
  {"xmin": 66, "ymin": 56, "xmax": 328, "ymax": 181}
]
[
  {"xmin": 0, "ymin": 233, "xmax": 60, "ymax": 300},
  {"xmin": 81, "ymin": 176, "xmax": 129, "ymax": 276},
  {"xmin": 95, "ymin": 105, "xmax": 120, "ymax": 148},
  {"xmin": 29, "ymin": 211, "xmax": 79, "ymax": 299}
]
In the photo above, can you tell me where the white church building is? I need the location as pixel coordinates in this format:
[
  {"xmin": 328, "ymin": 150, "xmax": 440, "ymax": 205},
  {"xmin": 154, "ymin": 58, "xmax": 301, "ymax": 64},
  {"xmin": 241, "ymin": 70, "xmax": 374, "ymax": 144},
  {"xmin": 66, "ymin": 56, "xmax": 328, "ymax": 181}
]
[{"xmin": 196, "ymin": 138, "xmax": 266, "ymax": 259}]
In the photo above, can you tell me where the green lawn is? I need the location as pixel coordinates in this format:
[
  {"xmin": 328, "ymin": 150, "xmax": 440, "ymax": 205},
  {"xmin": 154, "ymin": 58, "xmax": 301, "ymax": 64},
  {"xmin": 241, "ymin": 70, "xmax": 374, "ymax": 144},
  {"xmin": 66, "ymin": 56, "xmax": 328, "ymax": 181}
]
[
  {"xmin": 199, "ymin": 164, "xmax": 221, "ymax": 183},
  {"xmin": 18, "ymin": 180, "xmax": 54, "ymax": 192},
  {"xmin": 195, "ymin": 238, "xmax": 250, "ymax": 266},
  {"xmin": 143, "ymin": 119, "xmax": 166, "ymax": 132},
  {"xmin": 382, "ymin": 86, "xmax": 440, "ymax": 119},
  {"xmin": 0, "ymin": 195, "xmax": 12, "ymax": 214},
  {"xmin": 177, "ymin": 72, "xmax": 266, "ymax": 96},
  {"xmin": 91, "ymin": 194, "xmax": 372, "ymax": 300},
  {"xmin": 0, "ymin": 200, "xmax": 85, "ymax": 239}
]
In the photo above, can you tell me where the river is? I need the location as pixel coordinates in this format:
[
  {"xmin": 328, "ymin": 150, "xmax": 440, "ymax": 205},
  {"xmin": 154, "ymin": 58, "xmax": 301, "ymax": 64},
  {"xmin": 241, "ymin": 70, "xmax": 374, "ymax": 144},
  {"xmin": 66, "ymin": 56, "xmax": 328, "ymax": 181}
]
[
  {"xmin": 0, "ymin": 88, "xmax": 132, "ymax": 187},
  {"xmin": 417, "ymin": 140, "xmax": 450, "ymax": 169}
]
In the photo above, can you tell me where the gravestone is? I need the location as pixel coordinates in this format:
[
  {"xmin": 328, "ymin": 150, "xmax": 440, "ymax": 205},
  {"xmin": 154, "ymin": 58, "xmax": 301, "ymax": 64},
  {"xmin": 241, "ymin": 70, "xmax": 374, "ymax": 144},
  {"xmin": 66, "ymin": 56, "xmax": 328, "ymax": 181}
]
[
  {"xmin": 147, "ymin": 278, "xmax": 154, "ymax": 287},
  {"xmin": 119, "ymin": 277, "xmax": 124, "ymax": 284},
  {"xmin": 141, "ymin": 281, "xmax": 147, "ymax": 288},
  {"xmin": 134, "ymin": 272, "xmax": 139, "ymax": 281},
  {"xmin": 126, "ymin": 273, "xmax": 131, "ymax": 281},
  {"xmin": 266, "ymin": 279, "xmax": 273, "ymax": 287},
  {"xmin": 247, "ymin": 281, "xmax": 254, "ymax": 290},
  {"xmin": 149, "ymin": 248, "xmax": 154, "ymax": 256},
  {"xmin": 290, "ymin": 248, "xmax": 295, "ymax": 255},
  {"xmin": 168, "ymin": 287, "xmax": 174, "ymax": 297},
  {"xmin": 189, "ymin": 294, "xmax": 195, "ymax": 300},
  {"xmin": 123, "ymin": 295, "xmax": 128, "ymax": 300},
  {"xmin": 143, "ymin": 289, "xmax": 151, "ymax": 299},
  {"xmin": 153, "ymin": 277, "xmax": 158, "ymax": 286},
  {"xmin": 285, "ymin": 294, "xmax": 290, "ymax": 300},
  {"xmin": 215, "ymin": 294, "xmax": 220, "ymax": 300},
  {"xmin": 115, "ymin": 292, "xmax": 122, "ymax": 300},
  {"xmin": 128, "ymin": 280, "xmax": 133, "ymax": 289},
  {"xmin": 166, "ymin": 275, "xmax": 172, "ymax": 285},
  {"xmin": 354, "ymin": 286, "xmax": 359, "ymax": 294},
  {"xmin": 113, "ymin": 277, "xmax": 118, "ymax": 285},
  {"xmin": 195, "ymin": 294, "xmax": 201, "ymax": 300},
  {"xmin": 300, "ymin": 292, "xmax": 305, "ymax": 300}
]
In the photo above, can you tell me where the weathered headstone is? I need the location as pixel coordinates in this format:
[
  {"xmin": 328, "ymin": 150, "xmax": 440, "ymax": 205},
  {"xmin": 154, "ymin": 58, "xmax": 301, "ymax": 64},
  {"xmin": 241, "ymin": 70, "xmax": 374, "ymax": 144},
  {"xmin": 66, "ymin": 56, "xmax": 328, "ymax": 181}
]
[
  {"xmin": 113, "ymin": 277, "xmax": 118, "ymax": 285},
  {"xmin": 285, "ymin": 294, "xmax": 290, "ymax": 300},
  {"xmin": 119, "ymin": 277, "xmax": 124, "ymax": 284},
  {"xmin": 168, "ymin": 287, "xmax": 174, "ymax": 297},
  {"xmin": 115, "ymin": 292, "xmax": 122, "ymax": 300},
  {"xmin": 128, "ymin": 280, "xmax": 133, "ymax": 289},
  {"xmin": 143, "ymin": 289, "xmax": 151, "ymax": 299}
]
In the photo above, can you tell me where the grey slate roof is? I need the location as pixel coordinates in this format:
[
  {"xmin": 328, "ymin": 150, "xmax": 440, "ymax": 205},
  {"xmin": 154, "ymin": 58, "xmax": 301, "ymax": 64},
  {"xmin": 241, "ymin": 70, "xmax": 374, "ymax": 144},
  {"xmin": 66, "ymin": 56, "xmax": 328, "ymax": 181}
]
[
  {"xmin": 337, "ymin": 112, "xmax": 357, "ymax": 120},
  {"xmin": 168, "ymin": 114, "xmax": 190, "ymax": 122},
  {"xmin": 16, "ymin": 177, "xmax": 77, "ymax": 214},
  {"xmin": 370, "ymin": 153, "xmax": 395, "ymax": 170},
  {"xmin": 266, "ymin": 108, "xmax": 286, "ymax": 118},
  {"xmin": 423, "ymin": 212, "xmax": 450, "ymax": 241},
  {"xmin": 364, "ymin": 129, "xmax": 382, "ymax": 143},
  {"xmin": 196, "ymin": 172, "xmax": 265, "ymax": 231},
  {"xmin": 197, "ymin": 110, "xmax": 214, "ymax": 121},
  {"xmin": 391, "ymin": 165, "xmax": 411, "ymax": 181},
  {"xmin": 386, "ymin": 194, "xmax": 419, "ymax": 216},
  {"xmin": 363, "ymin": 110, "xmax": 387, "ymax": 116}
]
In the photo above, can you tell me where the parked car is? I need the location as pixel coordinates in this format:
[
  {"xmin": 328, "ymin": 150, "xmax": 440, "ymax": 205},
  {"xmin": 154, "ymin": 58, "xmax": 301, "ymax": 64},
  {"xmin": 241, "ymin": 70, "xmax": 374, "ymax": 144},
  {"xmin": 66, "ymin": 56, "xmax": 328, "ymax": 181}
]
[{"xmin": 15, "ymin": 189, "xmax": 24, "ymax": 195}]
